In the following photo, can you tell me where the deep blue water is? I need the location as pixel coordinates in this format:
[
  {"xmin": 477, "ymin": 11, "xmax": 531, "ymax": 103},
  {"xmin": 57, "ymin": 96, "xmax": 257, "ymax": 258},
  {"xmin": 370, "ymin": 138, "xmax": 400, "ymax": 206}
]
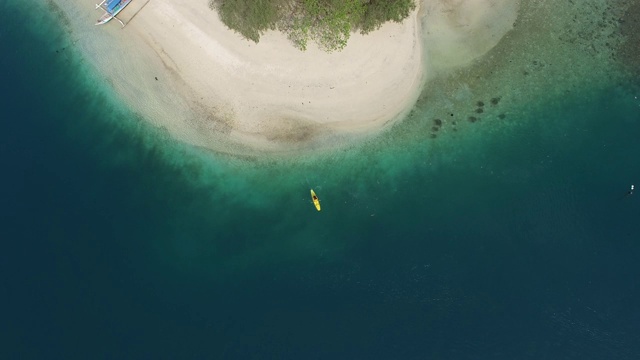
[{"xmin": 2, "ymin": 2, "xmax": 640, "ymax": 359}]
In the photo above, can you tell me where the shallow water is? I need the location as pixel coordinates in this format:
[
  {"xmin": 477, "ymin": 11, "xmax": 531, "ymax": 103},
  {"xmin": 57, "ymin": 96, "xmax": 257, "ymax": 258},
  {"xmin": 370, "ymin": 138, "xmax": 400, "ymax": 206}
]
[{"xmin": 2, "ymin": 0, "xmax": 640, "ymax": 358}]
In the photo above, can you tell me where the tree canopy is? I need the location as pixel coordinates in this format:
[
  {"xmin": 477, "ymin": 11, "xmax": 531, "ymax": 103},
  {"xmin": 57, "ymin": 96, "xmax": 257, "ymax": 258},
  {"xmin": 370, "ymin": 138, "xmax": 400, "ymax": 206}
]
[{"xmin": 209, "ymin": 0, "xmax": 416, "ymax": 52}]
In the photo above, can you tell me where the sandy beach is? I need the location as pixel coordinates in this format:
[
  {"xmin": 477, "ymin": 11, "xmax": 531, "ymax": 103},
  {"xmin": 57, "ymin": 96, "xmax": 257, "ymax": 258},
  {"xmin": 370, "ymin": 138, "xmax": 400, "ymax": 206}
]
[{"xmin": 59, "ymin": 0, "xmax": 518, "ymax": 154}]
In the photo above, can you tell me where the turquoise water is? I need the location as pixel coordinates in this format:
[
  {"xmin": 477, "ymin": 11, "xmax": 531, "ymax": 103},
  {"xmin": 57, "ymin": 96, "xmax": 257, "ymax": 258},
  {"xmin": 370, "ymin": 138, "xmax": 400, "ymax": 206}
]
[{"xmin": 2, "ymin": 1, "xmax": 640, "ymax": 358}]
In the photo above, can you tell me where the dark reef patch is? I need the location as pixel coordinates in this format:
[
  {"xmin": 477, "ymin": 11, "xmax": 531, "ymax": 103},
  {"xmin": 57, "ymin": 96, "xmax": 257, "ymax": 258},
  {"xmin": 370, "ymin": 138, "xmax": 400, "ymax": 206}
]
[
  {"xmin": 468, "ymin": 116, "xmax": 478, "ymax": 123},
  {"xmin": 475, "ymin": 108, "xmax": 484, "ymax": 114},
  {"xmin": 46, "ymin": 0, "xmax": 72, "ymax": 31},
  {"xmin": 617, "ymin": 1, "xmax": 640, "ymax": 77},
  {"xmin": 490, "ymin": 97, "xmax": 501, "ymax": 105}
]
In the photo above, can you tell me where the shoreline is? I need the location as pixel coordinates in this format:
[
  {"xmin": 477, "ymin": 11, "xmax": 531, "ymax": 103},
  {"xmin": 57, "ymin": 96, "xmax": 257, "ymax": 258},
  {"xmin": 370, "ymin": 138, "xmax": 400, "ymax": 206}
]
[{"xmin": 56, "ymin": 0, "xmax": 518, "ymax": 155}]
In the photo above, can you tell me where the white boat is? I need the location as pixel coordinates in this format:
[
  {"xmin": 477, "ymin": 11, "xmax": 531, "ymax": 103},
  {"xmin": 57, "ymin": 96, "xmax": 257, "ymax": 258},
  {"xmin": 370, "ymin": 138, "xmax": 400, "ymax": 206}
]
[{"xmin": 95, "ymin": 0, "xmax": 132, "ymax": 26}]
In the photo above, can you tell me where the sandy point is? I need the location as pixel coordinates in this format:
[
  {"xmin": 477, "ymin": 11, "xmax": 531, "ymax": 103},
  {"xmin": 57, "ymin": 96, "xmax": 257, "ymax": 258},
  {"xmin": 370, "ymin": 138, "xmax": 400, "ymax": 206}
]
[{"xmin": 70, "ymin": 0, "xmax": 518, "ymax": 155}]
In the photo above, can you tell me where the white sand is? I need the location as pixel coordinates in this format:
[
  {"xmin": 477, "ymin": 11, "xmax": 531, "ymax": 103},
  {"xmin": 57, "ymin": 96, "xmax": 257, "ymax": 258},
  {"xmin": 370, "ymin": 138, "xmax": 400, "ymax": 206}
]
[
  {"xmin": 421, "ymin": 0, "xmax": 520, "ymax": 73},
  {"xmin": 58, "ymin": 0, "xmax": 518, "ymax": 154}
]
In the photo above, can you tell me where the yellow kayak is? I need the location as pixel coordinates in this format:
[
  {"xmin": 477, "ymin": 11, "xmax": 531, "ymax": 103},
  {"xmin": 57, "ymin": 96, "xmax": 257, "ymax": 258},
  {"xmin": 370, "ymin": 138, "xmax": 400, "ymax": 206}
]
[{"xmin": 310, "ymin": 189, "xmax": 321, "ymax": 211}]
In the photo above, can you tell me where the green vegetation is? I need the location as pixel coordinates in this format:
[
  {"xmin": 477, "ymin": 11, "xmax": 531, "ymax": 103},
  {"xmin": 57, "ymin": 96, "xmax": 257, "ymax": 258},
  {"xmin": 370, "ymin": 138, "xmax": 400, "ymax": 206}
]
[{"xmin": 209, "ymin": 0, "xmax": 416, "ymax": 52}]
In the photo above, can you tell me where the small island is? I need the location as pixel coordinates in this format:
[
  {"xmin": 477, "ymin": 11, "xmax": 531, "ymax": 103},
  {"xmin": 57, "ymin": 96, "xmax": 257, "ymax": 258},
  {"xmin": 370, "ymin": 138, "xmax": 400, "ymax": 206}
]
[{"xmin": 61, "ymin": 0, "xmax": 519, "ymax": 155}]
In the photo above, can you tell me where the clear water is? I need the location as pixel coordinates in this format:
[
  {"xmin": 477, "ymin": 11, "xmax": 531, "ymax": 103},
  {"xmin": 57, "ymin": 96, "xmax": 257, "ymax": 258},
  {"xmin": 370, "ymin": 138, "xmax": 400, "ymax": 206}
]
[{"xmin": 2, "ymin": 0, "xmax": 640, "ymax": 358}]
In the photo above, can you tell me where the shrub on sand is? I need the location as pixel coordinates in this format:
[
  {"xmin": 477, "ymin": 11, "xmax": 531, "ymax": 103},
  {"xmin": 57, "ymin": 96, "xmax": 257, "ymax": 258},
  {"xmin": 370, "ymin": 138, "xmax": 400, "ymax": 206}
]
[{"xmin": 209, "ymin": 0, "xmax": 416, "ymax": 52}]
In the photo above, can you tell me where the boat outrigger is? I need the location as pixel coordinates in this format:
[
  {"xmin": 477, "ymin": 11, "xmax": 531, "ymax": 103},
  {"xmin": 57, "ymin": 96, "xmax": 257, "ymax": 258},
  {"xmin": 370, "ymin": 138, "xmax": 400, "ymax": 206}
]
[
  {"xmin": 95, "ymin": 0, "xmax": 133, "ymax": 27},
  {"xmin": 310, "ymin": 189, "xmax": 321, "ymax": 211}
]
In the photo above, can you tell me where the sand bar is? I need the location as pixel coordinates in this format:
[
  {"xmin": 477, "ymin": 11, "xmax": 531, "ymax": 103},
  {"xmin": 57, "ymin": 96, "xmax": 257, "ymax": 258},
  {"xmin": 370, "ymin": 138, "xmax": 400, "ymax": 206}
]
[{"xmin": 57, "ymin": 0, "xmax": 518, "ymax": 154}]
